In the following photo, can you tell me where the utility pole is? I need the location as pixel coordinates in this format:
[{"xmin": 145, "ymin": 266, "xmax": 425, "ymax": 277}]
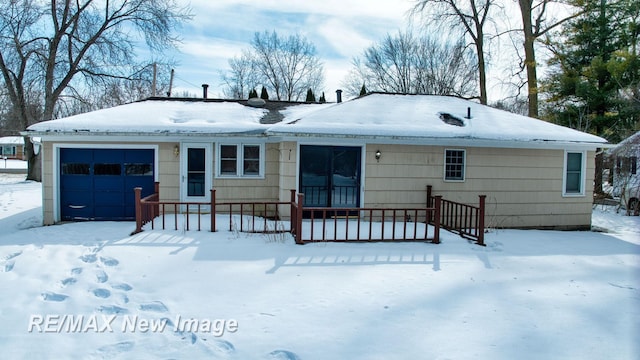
[{"xmin": 152, "ymin": 63, "xmax": 157, "ymax": 97}]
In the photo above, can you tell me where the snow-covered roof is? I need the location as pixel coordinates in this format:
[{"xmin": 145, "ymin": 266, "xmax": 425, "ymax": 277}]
[
  {"xmin": 26, "ymin": 94, "xmax": 607, "ymax": 146},
  {"xmin": 27, "ymin": 100, "xmax": 272, "ymax": 134},
  {"xmin": 609, "ymin": 131, "xmax": 640, "ymax": 155},
  {"xmin": 0, "ymin": 136, "xmax": 24, "ymax": 145},
  {"xmin": 268, "ymin": 93, "xmax": 608, "ymax": 144}
]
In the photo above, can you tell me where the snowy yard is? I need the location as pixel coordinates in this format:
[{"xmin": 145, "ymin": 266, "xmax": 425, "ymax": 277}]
[{"xmin": 1, "ymin": 173, "xmax": 638, "ymax": 359}]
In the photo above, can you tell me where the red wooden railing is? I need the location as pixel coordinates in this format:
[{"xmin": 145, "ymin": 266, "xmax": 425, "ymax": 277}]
[
  {"xmin": 427, "ymin": 186, "xmax": 485, "ymax": 246},
  {"xmin": 133, "ymin": 184, "xmax": 484, "ymax": 246},
  {"xmin": 133, "ymin": 188, "xmax": 294, "ymax": 235},
  {"xmin": 295, "ymin": 193, "xmax": 440, "ymax": 243},
  {"xmin": 133, "ymin": 182, "xmax": 160, "ymax": 235}
]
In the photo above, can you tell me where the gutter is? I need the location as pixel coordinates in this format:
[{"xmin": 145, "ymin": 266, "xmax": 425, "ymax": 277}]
[{"xmin": 265, "ymin": 131, "xmax": 608, "ymax": 151}]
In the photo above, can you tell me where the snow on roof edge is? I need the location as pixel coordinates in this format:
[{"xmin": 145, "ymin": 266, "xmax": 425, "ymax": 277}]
[{"xmin": 24, "ymin": 94, "xmax": 609, "ymax": 146}]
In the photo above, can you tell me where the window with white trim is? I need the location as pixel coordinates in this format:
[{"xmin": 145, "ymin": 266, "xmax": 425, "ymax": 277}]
[
  {"xmin": 217, "ymin": 143, "xmax": 264, "ymax": 177},
  {"xmin": 1, "ymin": 146, "xmax": 16, "ymax": 156},
  {"xmin": 444, "ymin": 149, "xmax": 466, "ymax": 181},
  {"xmin": 563, "ymin": 151, "xmax": 585, "ymax": 196}
]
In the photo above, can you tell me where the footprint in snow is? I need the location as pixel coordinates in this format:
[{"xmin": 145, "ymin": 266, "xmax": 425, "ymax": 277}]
[
  {"xmin": 4, "ymin": 251, "xmax": 22, "ymax": 261},
  {"xmin": 2, "ymin": 251, "xmax": 22, "ymax": 272},
  {"xmin": 212, "ymin": 339, "xmax": 236, "ymax": 354},
  {"xmin": 71, "ymin": 267, "xmax": 83, "ymax": 275},
  {"xmin": 111, "ymin": 283, "xmax": 133, "ymax": 291},
  {"xmin": 99, "ymin": 256, "xmax": 119, "ymax": 267},
  {"xmin": 159, "ymin": 317, "xmax": 197, "ymax": 344},
  {"xmin": 96, "ymin": 305, "xmax": 128, "ymax": 315},
  {"xmin": 61, "ymin": 277, "xmax": 77, "ymax": 286},
  {"xmin": 79, "ymin": 254, "xmax": 97, "ymax": 263},
  {"xmin": 139, "ymin": 301, "xmax": 168, "ymax": 313},
  {"xmin": 4, "ymin": 261, "xmax": 15, "ymax": 272},
  {"xmin": 118, "ymin": 294, "xmax": 130, "ymax": 304},
  {"xmin": 267, "ymin": 350, "xmax": 301, "ymax": 360},
  {"xmin": 95, "ymin": 270, "xmax": 108, "ymax": 283},
  {"xmin": 92, "ymin": 288, "xmax": 111, "ymax": 298},
  {"xmin": 96, "ymin": 341, "xmax": 135, "ymax": 355},
  {"xmin": 180, "ymin": 332, "xmax": 198, "ymax": 344},
  {"xmin": 42, "ymin": 292, "xmax": 68, "ymax": 302}
]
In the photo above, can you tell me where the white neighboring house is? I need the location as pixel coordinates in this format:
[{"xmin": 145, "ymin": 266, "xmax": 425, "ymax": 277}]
[{"xmin": 610, "ymin": 131, "xmax": 639, "ymax": 215}]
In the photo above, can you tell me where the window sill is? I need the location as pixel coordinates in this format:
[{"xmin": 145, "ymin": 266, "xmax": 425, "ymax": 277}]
[
  {"xmin": 215, "ymin": 175, "xmax": 265, "ymax": 180},
  {"xmin": 562, "ymin": 192, "xmax": 585, "ymax": 197}
]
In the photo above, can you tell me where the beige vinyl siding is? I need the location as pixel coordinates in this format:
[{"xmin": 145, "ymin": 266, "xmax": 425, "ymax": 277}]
[
  {"xmin": 158, "ymin": 143, "xmax": 180, "ymax": 202},
  {"xmin": 40, "ymin": 139, "xmax": 595, "ymax": 229},
  {"xmin": 364, "ymin": 145, "xmax": 595, "ymax": 229},
  {"xmin": 277, "ymin": 141, "xmax": 298, "ymax": 202},
  {"xmin": 42, "ymin": 142, "xmax": 54, "ymax": 225}
]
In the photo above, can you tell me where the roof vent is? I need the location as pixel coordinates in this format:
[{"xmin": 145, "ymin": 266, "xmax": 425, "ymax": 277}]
[{"xmin": 439, "ymin": 112, "xmax": 465, "ymax": 127}]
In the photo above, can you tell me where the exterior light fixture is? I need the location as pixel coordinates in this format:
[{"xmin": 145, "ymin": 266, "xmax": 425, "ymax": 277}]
[
  {"xmin": 375, "ymin": 150, "xmax": 382, "ymax": 162},
  {"xmin": 174, "ymin": 145, "xmax": 180, "ymax": 157}
]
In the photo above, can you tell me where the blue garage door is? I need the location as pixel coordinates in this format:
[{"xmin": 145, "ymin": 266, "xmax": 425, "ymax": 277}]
[{"xmin": 60, "ymin": 148, "xmax": 155, "ymax": 221}]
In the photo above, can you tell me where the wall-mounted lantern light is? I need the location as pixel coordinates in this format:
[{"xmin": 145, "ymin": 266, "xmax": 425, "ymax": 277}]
[
  {"xmin": 174, "ymin": 145, "xmax": 180, "ymax": 157},
  {"xmin": 375, "ymin": 150, "xmax": 382, "ymax": 162}
]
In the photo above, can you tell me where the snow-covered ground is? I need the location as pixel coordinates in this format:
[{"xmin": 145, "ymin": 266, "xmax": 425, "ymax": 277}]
[
  {"xmin": 0, "ymin": 159, "xmax": 27, "ymax": 170},
  {"xmin": 1, "ymin": 174, "xmax": 638, "ymax": 359}
]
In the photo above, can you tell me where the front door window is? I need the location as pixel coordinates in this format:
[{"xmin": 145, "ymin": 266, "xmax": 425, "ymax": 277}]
[
  {"xmin": 187, "ymin": 148, "xmax": 206, "ymax": 196},
  {"xmin": 182, "ymin": 143, "xmax": 212, "ymax": 202}
]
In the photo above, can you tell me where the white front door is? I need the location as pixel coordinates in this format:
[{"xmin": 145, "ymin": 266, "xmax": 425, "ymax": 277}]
[{"xmin": 181, "ymin": 143, "xmax": 212, "ymax": 203}]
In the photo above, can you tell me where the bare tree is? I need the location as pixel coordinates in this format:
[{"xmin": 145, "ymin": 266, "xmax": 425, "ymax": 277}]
[
  {"xmin": 343, "ymin": 30, "xmax": 477, "ymax": 98},
  {"xmin": 55, "ymin": 62, "xmax": 175, "ymax": 116},
  {"xmin": 223, "ymin": 31, "xmax": 324, "ymax": 102},
  {"xmin": 0, "ymin": 0, "xmax": 191, "ymax": 181},
  {"xmin": 221, "ymin": 53, "xmax": 258, "ymax": 99},
  {"xmin": 517, "ymin": 0, "xmax": 583, "ymax": 118},
  {"xmin": 411, "ymin": 0, "xmax": 497, "ymax": 104}
]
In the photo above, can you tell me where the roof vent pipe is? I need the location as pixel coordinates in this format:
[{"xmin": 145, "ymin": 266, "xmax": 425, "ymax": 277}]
[
  {"xmin": 202, "ymin": 84, "xmax": 209, "ymax": 99},
  {"xmin": 336, "ymin": 89, "xmax": 343, "ymax": 103},
  {"xmin": 466, "ymin": 107, "xmax": 471, "ymax": 119}
]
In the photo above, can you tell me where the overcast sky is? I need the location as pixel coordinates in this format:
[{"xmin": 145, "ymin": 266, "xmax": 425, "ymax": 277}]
[{"xmin": 166, "ymin": 0, "xmax": 413, "ymax": 101}]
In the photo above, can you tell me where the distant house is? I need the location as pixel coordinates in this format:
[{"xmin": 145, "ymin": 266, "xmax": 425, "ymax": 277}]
[
  {"xmin": 608, "ymin": 131, "xmax": 639, "ymax": 214},
  {"xmin": 0, "ymin": 136, "xmax": 25, "ymax": 160},
  {"xmin": 24, "ymin": 93, "xmax": 607, "ymax": 229}
]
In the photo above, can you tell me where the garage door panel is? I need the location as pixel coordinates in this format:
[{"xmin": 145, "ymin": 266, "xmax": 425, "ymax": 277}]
[
  {"xmin": 62, "ymin": 192, "xmax": 92, "ymax": 207},
  {"xmin": 94, "ymin": 176, "xmax": 124, "ymax": 191},
  {"xmin": 61, "ymin": 191, "xmax": 93, "ymax": 220},
  {"xmin": 94, "ymin": 191, "xmax": 125, "ymax": 206},
  {"xmin": 94, "ymin": 149, "xmax": 124, "ymax": 162},
  {"xmin": 61, "ymin": 176, "xmax": 93, "ymax": 191},
  {"xmin": 94, "ymin": 205, "xmax": 126, "ymax": 220},
  {"xmin": 125, "ymin": 177, "xmax": 154, "ymax": 195},
  {"xmin": 125, "ymin": 150, "xmax": 152, "ymax": 162},
  {"xmin": 61, "ymin": 148, "xmax": 92, "ymax": 162},
  {"xmin": 60, "ymin": 148, "xmax": 154, "ymax": 221}
]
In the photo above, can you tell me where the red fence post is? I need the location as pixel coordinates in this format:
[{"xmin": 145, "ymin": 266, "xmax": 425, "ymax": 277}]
[
  {"xmin": 290, "ymin": 189, "xmax": 296, "ymax": 235},
  {"xmin": 153, "ymin": 182, "xmax": 160, "ymax": 217},
  {"xmin": 478, "ymin": 195, "xmax": 486, "ymax": 246},
  {"xmin": 211, "ymin": 189, "xmax": 216, "ymax": 232},
  {"xmin": 134, "ymin": 187, "xmax": 143, "ymax": 234},
  {"xmin": 426, "ymin": 185, "xmax": 433, "ymax": 222},
  {"xmin": 433, "ymin": 196, "xmax": 442, "ymax": 244},
  {"xmin": 295, "ymin": 193, "xmax": 304, "ymax": 244}
]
